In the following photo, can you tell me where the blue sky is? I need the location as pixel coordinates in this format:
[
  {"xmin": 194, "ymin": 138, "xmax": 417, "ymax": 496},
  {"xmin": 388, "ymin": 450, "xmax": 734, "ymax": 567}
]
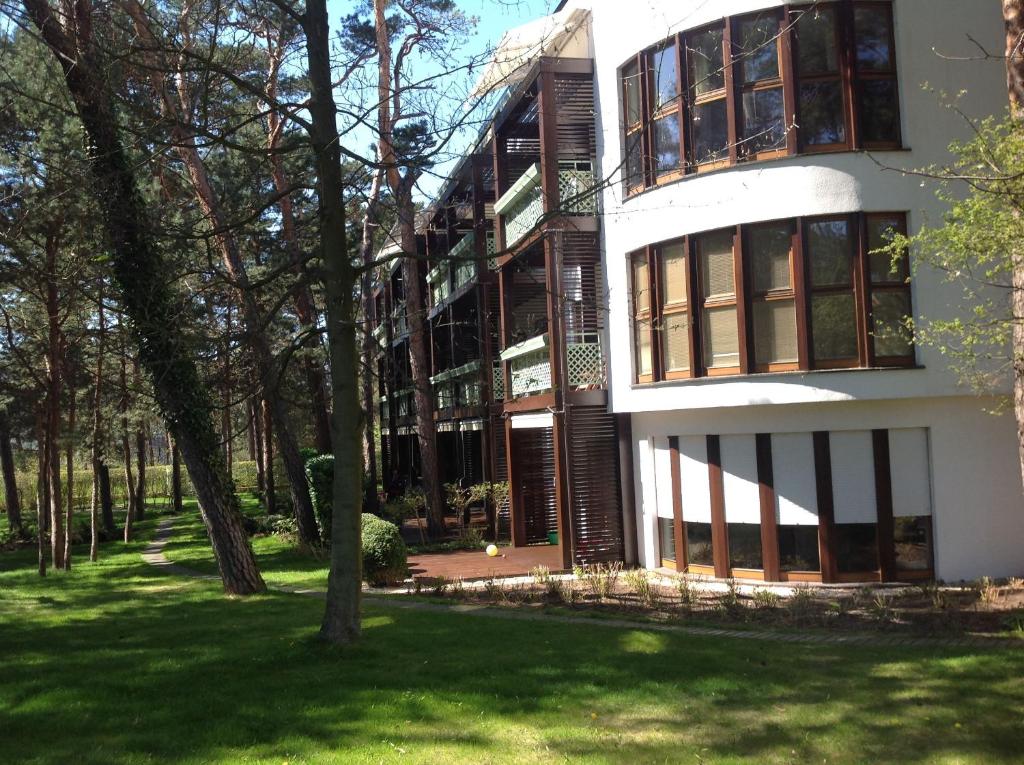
[{"xmin": 325, "ymin": 0, "xmax": 558, "ymax": 198}]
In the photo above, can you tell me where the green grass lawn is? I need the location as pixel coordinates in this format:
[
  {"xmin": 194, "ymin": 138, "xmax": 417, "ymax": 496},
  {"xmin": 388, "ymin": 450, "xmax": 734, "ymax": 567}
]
[{"xmin": 2, "ymin": 510, "xmax": 1023, "ymax": 764}]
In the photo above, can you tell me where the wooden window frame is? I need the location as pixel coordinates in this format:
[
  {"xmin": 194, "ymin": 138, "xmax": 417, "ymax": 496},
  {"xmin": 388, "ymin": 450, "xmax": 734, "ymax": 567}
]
[
  {"xmin": 850, "ymin": 0, "xmax": 903, "ymax": 150},
  {"xmin": 696, "ymin": 227, "xmax": 745, "ymax": 377},
  {"xmin": 804, "ymin": 214, "xmax": 863, "ymax": 370},
  {"xmin": 630, "ymin": 249, "xmax": 656, "ymax": 383},
  {"xmin": 864, "ymin": 212, "xmax": 914, "ymax": 366},
  {"xmin": 648, "ymin": 38, "xmax": 687, "ymax": 183},
  {"xmin": 746, "ymin": 221, "xmax": 801, "ymax": 373},
  {"xmin": 618, "ymin": 1, "xmax": 902, "ymax": 197},
  {"xmin": 791, "ymin": 2, "xmax": 854, "ymax": 153},
  {"xmin": 732, "ymin": 9, "xmax": 790, "ymax": 163},
  {"xmin": 656, "ymin": 240, "xmax": 695, "ymax": 381}
]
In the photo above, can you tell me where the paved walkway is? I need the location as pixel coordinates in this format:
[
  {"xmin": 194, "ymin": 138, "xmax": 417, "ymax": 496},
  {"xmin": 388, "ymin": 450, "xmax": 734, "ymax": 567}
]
[{"xmin": 143, "ymin": 519, "xmax": 1018, "ymax": 650}]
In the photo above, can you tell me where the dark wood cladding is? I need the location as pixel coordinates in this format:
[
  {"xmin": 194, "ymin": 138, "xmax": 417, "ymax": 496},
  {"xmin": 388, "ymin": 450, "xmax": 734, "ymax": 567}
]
[
  {"xmin": 756, "ymin": 433, "xmax": 780, "ymax": 581},
  {"xmin": 567, "ymin": 406, "xmax": 625, "ymax": 564},
  {"xmin": 872, "ymin": 429, "xmax": 896, "ymax": 581},
  {"xmin": 510, "ymin": 425, "xmax": 559, "ymax": 545},
  {"xmin": 812, "ymin": 431, "xmax": 838, "ymax": 582},
  {"xmin": 552, "ymin": 73, "xmax": 596, "ymax": 160},
  {"xmin": 706, "ymin": 435, "xmax": 730, "ymax": 579}
]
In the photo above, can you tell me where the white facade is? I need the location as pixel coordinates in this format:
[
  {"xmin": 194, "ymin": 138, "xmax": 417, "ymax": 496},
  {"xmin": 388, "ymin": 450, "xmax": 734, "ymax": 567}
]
[{"xmin": 558, "ymin": 0, "xmax": 1024, "ymax": 581}]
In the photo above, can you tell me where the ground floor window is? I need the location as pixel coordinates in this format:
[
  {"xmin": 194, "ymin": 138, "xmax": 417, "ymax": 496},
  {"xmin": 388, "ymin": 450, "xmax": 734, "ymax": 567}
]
[
  {"xmin": 727, "ymin": 523, "xmax": 762, "ymax": 570},
  {"xmin": 685, "ymin": 522, "xmax": 714, "ymax": 567},
  {"xmin": 894, "ymin": 516, "xmax": 932, "ymax": 572},
  {"xmin": 835, "ymin": 523, "xmax": 878, "ymax": 573},
  {"xmin": 777, "ymin": 525, "xmax": 820, "ymax": 572},
  {"xmin": 658, "ymin": 517, "xmax": 676, "ymax": 565}
]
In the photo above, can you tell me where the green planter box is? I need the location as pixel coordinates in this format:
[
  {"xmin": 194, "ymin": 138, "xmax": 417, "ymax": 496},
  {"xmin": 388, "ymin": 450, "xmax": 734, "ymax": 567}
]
[{"xmin": 547, "ymin": 531, "xmax": 558, "ymax": 546}]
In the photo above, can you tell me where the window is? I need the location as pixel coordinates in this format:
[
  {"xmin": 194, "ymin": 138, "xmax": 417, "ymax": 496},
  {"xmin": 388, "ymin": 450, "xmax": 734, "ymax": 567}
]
[
  {"xmin": 658, "ymin": 242, "xmax": 691, "ymax": 377},
  {"xmin": 793, "ymin": 4, "xmax": 847, "ymax": 150},
  {"xmin": 834, "ymin": 523, "xmax": 879, "ymax": 573},
  {"xmin": 806, "ymin": 217, "xmax": 859, "ymax": 366},
  {"xmin": 778, "ymin": 525, "xmax": 821, "ymax": 572},
  {"xmin": 658, "ymin": 517, "xmax": 677, "ymax": 565},
  {"xmin": 734, "ymin": 11, "xmax": 787, "ymax": 159},
  {"xmin": 688, "ymin": 25, "xmax": 729, "ymax": 169},
  {"xmin": 728, "ymin": 523, "xmax": 763, "ymax": 570},
  {"xmin": 620, "ymin": 1, "xmax": 902, "ymax": 195},
  {"xmin": 630, "ymin": 252, "xmax": 654, "ymax": 382},
  {"xmin": 698, "ymin": 230, "xmax": 740, "ymax": 373},
  {"xmin": 685, "ymin": 522, "xmax": 715, "ymax": 567},
  {"xmin": 747, "ymin": 222, "xmax": 798, "ymax": 370},
  {"xmin": 629, "ymin": 212, "xmax": 912, "ymax": 384},
  {"xmin": 853, "ymin": 3, "xmax": 901, "ymax": 147},
  {"xmin": 893, "ymin": 516, "xmax": 931, "ymax": 572},
  {"xmin": 865, "ymin": 213, "xmax": 913, "ymax": 362}
]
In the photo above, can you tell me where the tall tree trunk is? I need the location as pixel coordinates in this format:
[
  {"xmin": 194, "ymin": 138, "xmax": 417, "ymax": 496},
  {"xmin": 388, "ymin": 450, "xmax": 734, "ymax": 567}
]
[
  {"xmin": 120, "ymin": 344, "xmax": 136, "ymax": 542},
  {"xmin": 1005, "ymin": 1, "xmax": 1024, "ymax": 488},
  {"xmin": 44, "ymin": 241, "xmax": 65, "ymax": 569},
  {"xmin": 24, "ymin": 0, "xmax": 266, "ymax": 594},
  {"xmin": 90, "ymin": 288, "xmax": 105, "ymax": 561},
  {"xmin": 251, "ymin": 398, "xmax": 265, "ymax": 496},
  {"xmin": 99, "ymin": 463, "xmax": 115, "ymax": 535},
  {"xmin": 119, "ymin": 0, "xmax": 319, "ymax": 546},
  {"xmin": 170, "ymin": 434, "xmax": 183, "ymax": 514},
  {"xmin": 263, "ymin": 40, "xmax": 332, "ymax": 454},
  {"xmin": 134, "ymin": 424, "xmax": 146, "ymax": 521},
  {"xmin": 360, "ymin": 166, "xmax": 384, "ymax": 515},
  {"xmin": 306, "ymin": 0, "xmax": 362, "ymax": 644},
  {"xmin": 222, "ymin": 301, "xmax": 234, "ymax": 472},
  {"xmin": 35, "ymin": 411, "xmax": 46, "ymax": 577},
  {"xmin": 0, "ymin": 410, "xmax": 22, "ymax": 534},
  {"xmin": 261, "ymin": 397, "xmax": 276, "ymax": 516},
  {"xmin": 63, "ymin": 383, "xmax": 76, "ymax": 569},
  {"xmin": 374, "ymin": 0, "xmax": 445, "ymax": 538}
]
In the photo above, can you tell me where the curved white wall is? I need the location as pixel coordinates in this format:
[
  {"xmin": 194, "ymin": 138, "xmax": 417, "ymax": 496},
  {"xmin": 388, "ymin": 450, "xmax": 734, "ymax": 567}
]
[{"xmin": 560, "ymin": 0, "xmax": 1008, "ymax": 412}]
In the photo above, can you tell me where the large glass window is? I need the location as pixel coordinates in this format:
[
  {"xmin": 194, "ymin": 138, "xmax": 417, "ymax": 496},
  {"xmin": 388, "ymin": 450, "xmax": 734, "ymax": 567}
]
[
  {"xmin": 688, "ymin": 25, "xmax": 730, "ymax": 168},
  {"xmin": 835, "ymin": 523, "xmax": 879, "ymax": 574},
  {"xmin": 621, "ymin": 2, "xmax": 901, "ymax": 195},
  {"xmin": 728, "ymin": 523, "xmax": 763, "ymax": 570},
  {"xmin": 685, "ymin": 522, "xmax": 715, "ymax": 567},
  {"xmin": 893, "ymin": 516, "xmax": 931, "ymax": 572},
  {"xmin": 807, "ymin": 218, "xmax": 859, "ymax": 366},
  {"xmin": 734, "ymin": 11, "xmax": 787, "ymax": 158},
  {"xmin": 778, "ymin": 525, "xmax": 821, "ymax": 572},
  {"xmin": 658, "ymin": 517, "xmax": 677, "ymax": 565},
  {"xmin": 698, "ymin": 230, "xmax": 740, "ymax": 372},
  {"xmin": 658, "ymin": 242, "xmax": 691, "ymax": 377},
  {"xmin": 631, "ymin": 253, "xmax": 654, "ymax": 381},
  {"xmin": 794, "ymin": 4, "xmax": 847, "ymax": 149},
  {"xmin": 747, "ymin": 222, "xmax": 798, "ymax": 369},
  {"xmin": 866, "ymin": 213, "xmax": 913, "ymax": 362}
]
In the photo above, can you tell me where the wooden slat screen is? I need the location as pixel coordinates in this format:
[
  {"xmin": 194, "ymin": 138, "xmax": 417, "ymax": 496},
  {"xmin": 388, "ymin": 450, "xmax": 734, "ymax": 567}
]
[
  {"xmin": 567, "ymin": 406, "xmax": 625, "ymax": 563},
  {"xmin": 511, "ymin": 426, "xmax": 558, "ymax": 544}
]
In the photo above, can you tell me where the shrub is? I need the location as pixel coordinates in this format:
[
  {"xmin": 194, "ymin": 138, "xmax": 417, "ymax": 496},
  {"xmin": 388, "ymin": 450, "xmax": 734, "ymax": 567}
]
[
  {"xmin": 752, "ymin": 588, "xmax": 781, "ymax": 610},
  {"xmin": 299, "ymin": 447, "xmax": 321, "ymax": 464},
  {"xmin": 624, "ymin": 568, "xmax": 659, "ymax": 608},
  {"xmin": 361, "ymin": 513, "xmax": 408, "ymax": 586},
  {"xmin": 675, "ymin": 576, "xmax": 698, "ymax": 611},
  {"xmin": 305, "ymin": 454, "xmax": 335, "ymax": 541}
]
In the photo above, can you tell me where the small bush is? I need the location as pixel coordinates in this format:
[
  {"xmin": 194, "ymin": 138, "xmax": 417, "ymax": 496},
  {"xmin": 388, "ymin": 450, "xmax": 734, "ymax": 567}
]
[
  {"xmin": 787, "ymin": 588, "xmax": 816, "ymax": 623},
  {"xmin": 675, "ymin": 577, "xmax": 698, "ymax": 611},
  {"xmin": 305, "ymin": 454, "xmax": 335, "ymax": 541},
  {"xmin": 624, "ymin": 568, "xmax": 659, "ymax": 609},
  {"xmin": 752, "ymin": 588, "xmax": 781, "ymax": 610},
  {"xmin": 361, "ymin": 513, "xmax": 408, "ymax": 586},
  {"xmin": 577, "ymin": 562, "xmax": 622, "ymax": 600}
]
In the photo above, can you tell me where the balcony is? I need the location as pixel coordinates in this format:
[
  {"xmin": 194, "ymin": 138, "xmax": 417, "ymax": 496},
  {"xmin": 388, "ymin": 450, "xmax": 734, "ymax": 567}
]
[
  {"xmin": 500, "ymin": 332, "xmax": 605, "ymax": 399},
  {"xmin": 448, "ymin": 233, "xmax": 478, "ymax": 290},
  {"xmin": 427, "ymin": 263, "xmax": 450, "ymax": 306},
  {"xmin": 430, "ymin": 360, "xmax": 484, "ymax": 410},
  {"xmin": 391, "ymin": 302, "xmax": 408, "ymax": 339},
  {"xmin": 372, "ymin": 323, "xmax": 387, "ymax": 349},
  {"xmin": 494, "ymin": 162, "xmax": 598, "ymax": 250},
  {"xmin": 501, "ymin": 334, "xmax": 552, "ymax": 398}
]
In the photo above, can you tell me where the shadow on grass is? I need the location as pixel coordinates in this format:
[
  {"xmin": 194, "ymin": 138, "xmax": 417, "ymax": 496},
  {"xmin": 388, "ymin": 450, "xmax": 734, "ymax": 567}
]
[{"xmin": 1, "ymin": 529, "xmax": 1023, "ymax": 765}]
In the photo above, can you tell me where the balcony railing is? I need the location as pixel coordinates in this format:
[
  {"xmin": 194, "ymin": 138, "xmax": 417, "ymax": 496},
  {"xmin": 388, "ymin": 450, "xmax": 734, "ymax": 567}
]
[
  {"xmin": 448, "ymin": 233, "xmax": 477, "ymax": 290},
  {"xmin": 494, "ymin": 164, "xmax": 542, "ymax": 249},
  {"xmin": 567, "ymin": 332, "xmax": 605, "ymax": 389},
  {"xmin": 492, "ymin": 360, "xmax": 505, "ymax": 401},
  {"xmin": 430, "ymin": 360, "xmax": 483, "ymax": 410},
  {"xmin": 494, "ymin": 161, "xmax": 599, "ymax": 251},
  {"xmin": 372, "ymin": 323, "xmax": 387, "ymax": 349},
  {"xmin": 501, "ymin": 333, "xmax": 551, "ymax": 398},
  {"xmin": 427, "ymin": 263, "xmax": 450, "ymax": 306},
  {"xmin": 499, "ymin": 332, "xmax": 605, "ymax": 399},
  {"xmin": 391, "ymin": 302, "xmax": 408, "ymax": 338}
]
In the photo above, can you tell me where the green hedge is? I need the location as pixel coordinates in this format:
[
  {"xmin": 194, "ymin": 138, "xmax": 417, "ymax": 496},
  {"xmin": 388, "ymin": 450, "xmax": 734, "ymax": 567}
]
[
  {"xmin": 361, "ymin": 513, "xmax": 408, "ymax": 586},
  {"xmin": 305, "ymin": 454, "xmax": 334, "ymax": 540}
]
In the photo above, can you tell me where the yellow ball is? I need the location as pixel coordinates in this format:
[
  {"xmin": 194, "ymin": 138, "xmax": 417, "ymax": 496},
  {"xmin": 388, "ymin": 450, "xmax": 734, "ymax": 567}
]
[{"xmin": 486, "ymin": 544, "xmax": 499, "ymax": 557}]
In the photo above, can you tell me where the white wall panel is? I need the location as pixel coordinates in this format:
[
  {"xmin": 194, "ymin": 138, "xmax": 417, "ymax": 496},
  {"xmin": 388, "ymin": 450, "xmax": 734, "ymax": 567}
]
[
  {"xmin": 634, "ymin": 435, "xmax": 658, "ymax": 567},
  {"xmin": 653, "ymin": 438, "xmax": 675, "ymax": 519},
  {"xmin": 889, "ymin": 428, "xmax": 932, "ymax": 517},
  {"xmin": 830, "ymin": 430, "xmax": 877, "ymax": 524},
  {"xmin": 720, "ymin": 434, "xmax": 761, "ymax": 524},
  {"xmin": 677, "ymin": 435, "xmax": 712, "ymax": 524},
  {"xmin": 771, "ymin": 432, "xmax": 819, "ymax": 525},
  {"xmin": 510, "ymin": 412, "xmax": 553, "ymax": 429}
]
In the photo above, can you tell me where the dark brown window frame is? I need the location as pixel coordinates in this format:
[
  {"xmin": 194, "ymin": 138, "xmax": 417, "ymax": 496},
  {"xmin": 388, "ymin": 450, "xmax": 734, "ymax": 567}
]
[
  {"xmin": 629, "ymin": 211, "xmax": 913, "ymax": 384},
  {"xmin": 619, "ymin": 0, "xmax": 902, "ymax": 196}
]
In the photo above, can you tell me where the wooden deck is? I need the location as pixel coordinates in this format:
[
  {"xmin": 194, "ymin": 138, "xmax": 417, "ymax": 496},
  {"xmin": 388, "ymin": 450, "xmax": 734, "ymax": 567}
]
[{"xmin": 408, "ymin": 544, "xmax": 564, "ymax": 582}]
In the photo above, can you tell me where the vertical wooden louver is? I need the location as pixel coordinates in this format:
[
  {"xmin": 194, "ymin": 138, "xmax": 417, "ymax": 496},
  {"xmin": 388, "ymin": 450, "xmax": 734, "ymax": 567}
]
[
  {"xmin": 511, "ymin": 426, "xmax": 558, "ymax": 544},
  {"xmin": 553, "ymin": 74, "xmax": 597, "ymax": 159},
  {"xmin": 567, "ymin": 406, "xmax": 625, "ymax": 563}
]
